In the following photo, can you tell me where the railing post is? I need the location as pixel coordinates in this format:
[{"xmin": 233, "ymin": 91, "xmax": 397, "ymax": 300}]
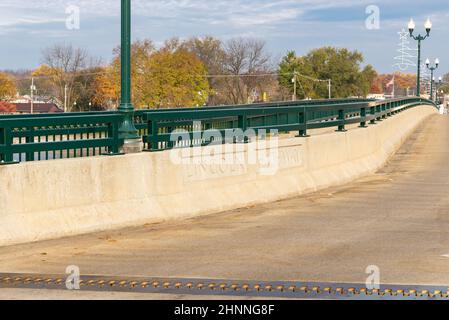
[
  {"xmin": 298, "ymin": 107, "xmax": 309, "ymax": 137},
  {"xmin": 238, "ymin": 114, "xmax": 248, "ymax": 143},
  {"xmin": 360, "ymin": 107, "xmax": 367, "ymax": 127},
  {"xmin": 337, "ymin": 109, "xmax": 346, "ymax": 132},
  {"xmin": 107, "ymin": 120, "xmax": 120, "ymax": 155},
  {"xmin": 370, "ymin": 106, "xmax": 376, "ymax": 124},
  {"xmin": 0, "ymin": 127, "xmax": 13, "ymax": 164},
  {"xmin": 26, "ymin": 127, "xmax": 35, "ymax": 162},
  {"xmin": 376, "ymin": 105, "xmax": 382, "ymax": 121},
  {"xmin": 0, "ymin": 127, "xmax": 4, "ymax": 163},
  {"xmin": 167, "ymin": 125, "xmax": 175, "ymax": 149},
  {"xmin": 148, "ymin": 120, "xmax": 159, "ymax": 151}
]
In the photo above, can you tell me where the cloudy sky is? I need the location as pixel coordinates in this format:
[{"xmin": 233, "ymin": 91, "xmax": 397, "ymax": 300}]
[{"xmin": 1, "ymin": 0, "xmax": 448, "ymax": 75}]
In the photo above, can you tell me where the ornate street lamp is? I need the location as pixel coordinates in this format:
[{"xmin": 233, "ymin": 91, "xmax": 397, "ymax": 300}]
[
  {"xmin": 408, "ymin": 18, "xmax": 432, "ymax": 96},
  {"xmin": 118, "ymin": 0, "xmax": 142, "ymax": 153},
  {"xmin": 426, "ymin": 58, "xmax": 439, "ymax": 101}
]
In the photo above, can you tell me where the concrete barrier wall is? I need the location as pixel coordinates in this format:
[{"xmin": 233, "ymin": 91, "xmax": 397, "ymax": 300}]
[{"xmin": 0, "ymin": 105, "xmax": 437, "ymax": 246}]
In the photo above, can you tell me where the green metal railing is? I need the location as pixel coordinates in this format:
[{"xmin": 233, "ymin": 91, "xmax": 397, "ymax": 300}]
[
  {"xmin": 0, "ymin": 113, "xmax": 122, "ymax": 164},
  {"xmin": 141, "ymin": 97, "xmax": 436, "ymax": 151},
  {"xmin": 0, "ymin": 97, "xmax": 436, "ymax": 164}
]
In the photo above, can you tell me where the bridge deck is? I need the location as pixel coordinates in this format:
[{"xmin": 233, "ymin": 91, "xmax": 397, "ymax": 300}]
[{"xmin": 1, "ymin": 113, "xmax": 449, "ymax": 299}]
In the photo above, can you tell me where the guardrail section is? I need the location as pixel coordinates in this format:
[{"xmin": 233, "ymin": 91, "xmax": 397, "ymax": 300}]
[
  {"xmin": 0, "ymin": 97, "xmax": 436, "ymax": 163},
  {"xmin": 0, "ymin": 113, "xmax": 122, "ymax": 164},
  {"xmin": 142, "ymin": 97, "xmax": 436, "ymax": 151}
]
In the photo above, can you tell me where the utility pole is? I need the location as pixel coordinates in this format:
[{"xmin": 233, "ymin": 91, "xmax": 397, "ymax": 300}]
[
  {"xmin": 328, "ymin": 79, "xmax": 332, "ymax": 99},
  {"xmin": 292, "ymin": 71, "xmax": 297, "ymax": 101},
  {"xmin": 392, "ymin": 75, "xmax": 396, "ymax": 98},
  {"xmin": 64, "ymin": 84, "xmax": 68, "ymax": 113},
  {"xmin": 30, "ymin": 77, "xmax": 36, "ymax": 114}
]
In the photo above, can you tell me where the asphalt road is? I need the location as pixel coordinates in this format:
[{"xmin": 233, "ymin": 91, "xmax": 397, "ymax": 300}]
[{"xmin": 1, "ymin": 114, "xmax": 449, "ymax": 299}]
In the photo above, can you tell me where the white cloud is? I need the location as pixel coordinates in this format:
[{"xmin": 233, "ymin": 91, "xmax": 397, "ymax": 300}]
[
  {"xmin": 0, "ymin": 0, "xmax": 384, "ymax": 28},
  {"xmin": 1, "ymin": 0, "xmax": 449, "ymax": 72}
]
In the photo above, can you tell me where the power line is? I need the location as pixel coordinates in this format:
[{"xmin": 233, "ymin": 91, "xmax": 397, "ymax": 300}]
[{"xmin": 11, "ymin": 70, "xmax": 331, "ymax": 83}]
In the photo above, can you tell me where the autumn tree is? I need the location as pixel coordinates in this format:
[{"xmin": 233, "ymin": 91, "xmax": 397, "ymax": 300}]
[
  {"xmin": 40, "ymin": 44, "xmax": 90, "ymax": 111},
  {"xmin": 72, "ymin": 67, "xmax": 108, "ymax": 111},
  {"xmin": 142, "ymin": 47, "xmax": 209, "ymax": 108},
  {"xmin": 0, "ymin": 101, "xmax": 16, "ymax": 113},
  {"xmin": 184, "ymin": 37, "xmax": 227, "ymax": 105},
  {"xmin": 91, "ymin": 66, "xmax": 120, "ymax": 109},
  {"xmin": 94, "ymin": 37, "xmax": 275, "ymax": 107},
  {"xmin": 4, "ymin": 70, "xmax": 32, "ymax": 96},
  {"xmin": 374, "ymin": 73, "xmax": 416, "ymax": 96},
  {"xmin": 0, "ymin": 72, "xmax": 17, "ymax": 100},
  {"xmin": 93, "ymin": 39, "xmax": 210, "ymax": 109},
  {"xmin": 370, "ymin": 82, "xmax": 382, "ymax": 94},
  {"xmin": 184, "ymin": 37, "xmax": 225, "ymax": 76},
  {"xmin": 394, "ymin": 73, "xmax": 416, "ymax": 89},
  {"xmin": 220, "ymin": 38, "xmax": 274, "ymax": 104},
  {"xmin": 31, "ymin": 64, "xmax": 60, "ymax": 99},
  {"xmin": 185, "ymin": 37, "xmax": 277, "ymax": 105},
  {"xmin": 92, "ymin": 40, "xmax": 155, "ymax": 109}
]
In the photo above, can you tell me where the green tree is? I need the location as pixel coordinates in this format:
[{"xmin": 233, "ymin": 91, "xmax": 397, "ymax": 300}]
[
  {"xmin": 279, "ymin": 47, "xmax": 377, "ymax": 99},
  {"xmin": 279, "ymin": 51, "xmax": 299, "ymax": 90},
  {"xmin": 278, "ymin": 51, "xmax": 314, "ymax": 99}
]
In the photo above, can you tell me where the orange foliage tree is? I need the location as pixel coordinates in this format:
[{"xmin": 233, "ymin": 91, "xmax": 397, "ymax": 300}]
[
  {"xmin": 0, "ymin": 101, "xmax": 16, "ymax": 113},
  {"xmin": 372, "ymin": 72, "xmax": 416, "ymax": 94},
  {"xmin": 0, "ymin": 72, "xmax": 17, "ymax": 100},
  {"xmin": 92, "ymin": 40, "xmax": 210, "ymax": 109}
]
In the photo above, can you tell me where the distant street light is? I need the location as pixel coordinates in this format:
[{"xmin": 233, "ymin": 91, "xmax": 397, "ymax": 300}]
[
  {"xmin": 435, "ymin": 76, "xmax": 443, "ymax": 103},
  {"xmin": 408, "ymin": 18, "xmax": 432, "ymax": 96},
  {"xmin": 426, "ymin": 58, "xmax": 439, "ymax": 101}
]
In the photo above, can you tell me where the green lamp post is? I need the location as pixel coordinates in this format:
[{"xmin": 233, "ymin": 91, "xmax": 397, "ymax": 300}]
[
  {"xmin": 408, "ymin": 18, "xmax": 432, "ymax": 97},
  {"xmin": 118, "ymin": 0, "xmax": 142, "ymax": 153},
  {"xmin": 425, "ymin": 58, "xmax": 439, "ymax": 101}
]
